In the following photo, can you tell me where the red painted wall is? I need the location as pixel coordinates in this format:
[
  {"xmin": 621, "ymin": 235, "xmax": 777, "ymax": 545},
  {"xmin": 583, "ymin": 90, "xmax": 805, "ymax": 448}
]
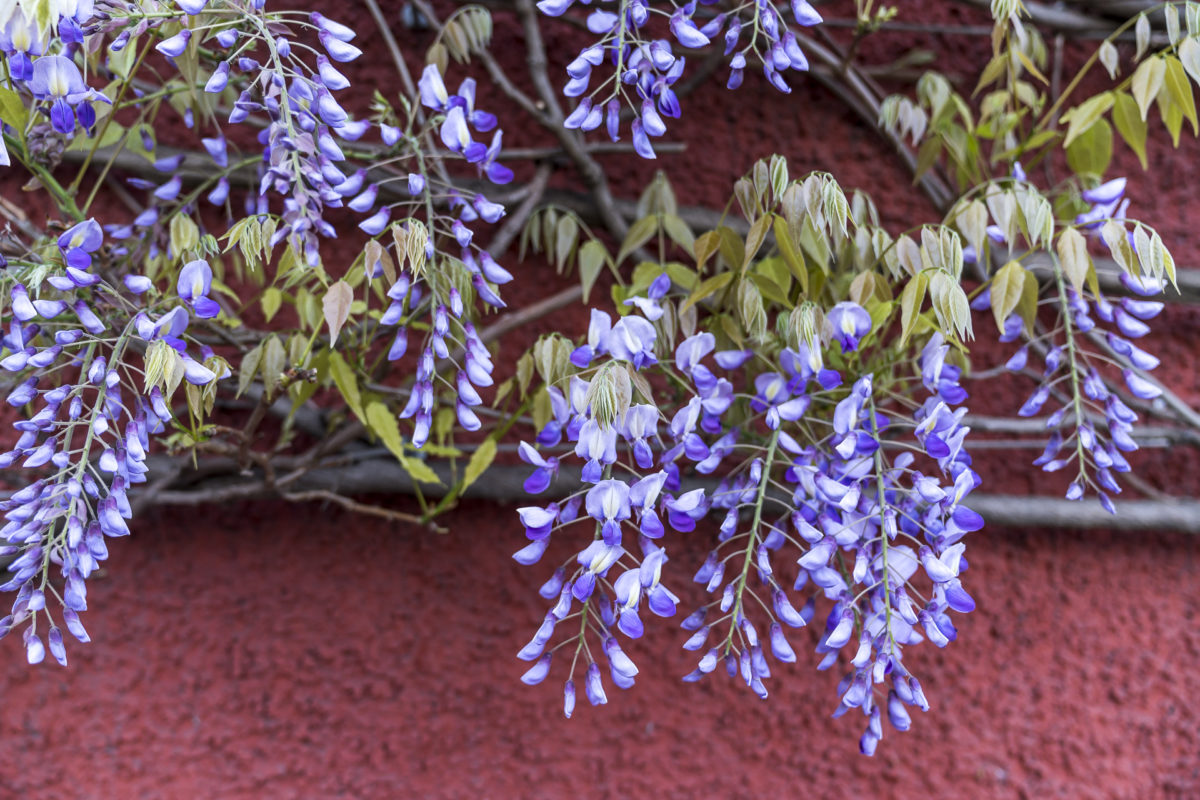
[{"xmin": 4, "ymin": 2, "xmax": 1200, "ymax": 797}]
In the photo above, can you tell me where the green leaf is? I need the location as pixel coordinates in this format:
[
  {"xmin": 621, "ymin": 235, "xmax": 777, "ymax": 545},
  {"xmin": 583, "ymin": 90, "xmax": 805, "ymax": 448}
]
[
  {"xmin": 1156, "ymin": 86, "xmax": 1185, "ymax": 145},
  {"xmin": 1056, "ymin": 228, "xmax": 1091, "ymax": 293},
  {"xmin": 531, "ymin": 386, "xmax": 553, "ymax": 432},
  {"xmin": 617, "ymin": 216, "xmax": 658, "ymax": 264},
  {"xmin": 661, "ymin": 214, "xmax": 695, "ymax": 253},
  {"xmin": 756, "ymin": 255, "xmax": 792, "ymax": 298},
  {"xmin": 366, "ymin": 400, "xmax": 407, "ymax": 461},
  {"xmin": 693, "ymin": 230, "xmax": 721, "ymax": 272},
  {"xmin": 1061, "ymin": 91, "xmax": 1114, "ymax": 148},
  {"xmin": 237, "ymin": 343, "xmax": 264, "ymax": 398},
  {"xmin": 461, "ymin": 438, "xmax": 497, "ymax": 493},
  {"xmin": 327, "ymin": 350, "xmax": 365, "ymax": 424},
  {"xmin": 1101, "ymin": 220, "xmax": 1137, "ymax": 275},
  {"xmin": 664, "ymin": 261, "xmax": 698, "ymax": 290},
  {"xmin": 741, "ymin": 214, "xmax": 772, "ymax": 274},
  {"xmin": 1112, "ymin": 92, "xmax": 1149, "ymax": 168},
  {"xmin": 366, "ymin": 400, "xmax": 443, "ymax": 485},
  {"xmin": 1015, "ymin": 49, "xmax": 1049, "ymax": 85},
  {"xmin": 400, "ymin": 453, "xmax": 443, "ymax": 485},
  {"xmin": 261, "ymin": 335, "xmax": 287, "ymax": 398},
  {"xmin": 1131, "ymin": 58, "xmax": 1166, "ymax": 121},
  {"xmin": 577, "ymin": 240, "xmax": 607, "ymax": 303},
  {"xmin": 749, "ymin": 272, "xmax": 790, "ymax": 308},
  {"xmin": 716, "ymin": 226, "xmax": 745, "ymax": 271},
  {"xmin": 773, "ymin": 216, "xmax": 808, "ymax": 295},
  {"xmin": 67, "ymin": 116, "xmax": 125, "ymax": 151},
  {"xmin": 0, "ymin": 86, "xmax": 28, "ymax": 134},
  {"xmin": 554, "ymin": 215, "xmax": 578, "ymax": 271},
  {"xmin": 898, "ymin": 271, "xmax": 928, "ymax": 346},
  {"xmin": 1016, "ymin": 267, "xmax": 1039, "ymax": 335},
  {"xmin": 680, "ymin": 271, "xmax": 733, "ymax": 313},
  {"xmin": 1163, "ymin": 55, "xmax": 1198, "ymax": 134},
  {"xmin": 1065, "ymin": 117, "xmax": 1112, "ymax": 177},
  {"xmin": 261, "ymin": 287, "xmax": 283, "ymax": 322},
  {"xmin": 989, "ymin": 260, "xmax": 1026, "ymax": 332}
]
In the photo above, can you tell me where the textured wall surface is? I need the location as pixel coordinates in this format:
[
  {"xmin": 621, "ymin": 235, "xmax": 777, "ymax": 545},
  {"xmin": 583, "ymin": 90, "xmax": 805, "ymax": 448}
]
[
  {"xmin": 4, "ymin": 0, "xmax": 1200, "ymax": 797},
  {"xmin": 1, "ymin": 503, "xmax": 1198, "ymax": 799}
]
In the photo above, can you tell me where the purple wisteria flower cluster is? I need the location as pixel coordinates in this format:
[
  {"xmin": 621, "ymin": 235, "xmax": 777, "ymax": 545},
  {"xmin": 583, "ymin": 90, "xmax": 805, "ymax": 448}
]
[
  {"xmin": 539, "ymin": 0, "xmax": 823, "ymax": 158},
  {"xmin": 1, "ymin": 219, "xmax": 225, "ymax": 665},
  {"xmin": 971, "ymin": 175, "xmax": 1168, "ymax": 510},
  {"xmin": 0, "ymin": 0, "xmax": 522, "ymax": 660},
  {"xmin": 513, "ymin": 288, "xmax": 694, "ymax": 708},
  {"xmin": 513, "ymin": 277, "xmax": 981, "ymax": 753},
  {"xmin": 1, "ymin": 1, "xmax": 518, "ymax": 451}
]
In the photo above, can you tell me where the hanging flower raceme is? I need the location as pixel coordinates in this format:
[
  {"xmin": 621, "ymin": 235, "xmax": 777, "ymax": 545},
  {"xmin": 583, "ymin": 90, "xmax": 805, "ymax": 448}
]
[
  {"xmin": 540, "ymin": 0, "xmax": 823, "ymax": 158},
  {"xmin": 973, "ymin": 175, "xmax": 1168, "ymax": 510},
  {"xmin": 1, "ymin": 220, "xmax": 226, "ymax": 666},
  {"xmin": 512, "ymin": 305, "xmax": 728, "ymax": 715}
]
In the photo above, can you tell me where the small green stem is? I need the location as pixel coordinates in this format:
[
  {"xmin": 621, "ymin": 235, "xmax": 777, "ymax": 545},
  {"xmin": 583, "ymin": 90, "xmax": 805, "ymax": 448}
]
[
  {"xmin": 1051, "ymin": 255, "xmax": 1090, "ymax": 486},
  {"xmin": 865, "ymin": 391, "xmax": 896, "ymax": 654},
  {"xmin": 723, "ymin": 428, "xmax": 778, "ymax": 656}
]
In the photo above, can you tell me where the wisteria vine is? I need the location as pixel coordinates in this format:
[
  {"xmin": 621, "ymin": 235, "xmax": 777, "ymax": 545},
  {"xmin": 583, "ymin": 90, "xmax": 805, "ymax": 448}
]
[{"xmin": 0, "ymin": 0, "xmax": 1195, "ymax": 760}]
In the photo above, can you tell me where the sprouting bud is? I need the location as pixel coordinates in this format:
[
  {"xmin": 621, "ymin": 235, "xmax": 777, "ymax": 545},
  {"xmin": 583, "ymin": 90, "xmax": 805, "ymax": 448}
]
[
  {"xmin": 584, "ymin": 361, "xmax": 632, "ymax": 429},
  {"xmin": 736, "ymin": 281, "xmax": 767, "ymax": 342},
  {"xmin": 787, "ymin": 302, "xmax": 825, "ymax": 352}
]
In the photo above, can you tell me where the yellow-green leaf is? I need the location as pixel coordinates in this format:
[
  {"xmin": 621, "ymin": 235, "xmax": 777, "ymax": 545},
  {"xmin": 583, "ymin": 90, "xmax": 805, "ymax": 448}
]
[
  {"xmin": 1131, "ymin": 58, "xmax": 1166, "ymax": 121},
  {"xmin": 577, "ymin": 240, "xmax": 607, "ymax": 303},
  {"xmin": 1163, "ymin": 55, "xmax": 1198, "ymax": 134},
  {"xmin": 693, "ymin": 230, "xmax": 721, "ymax": 272},
  {"xmin": 661, "ymin": 213, "xmax": 695, "ymax": 253},
  {"xmin": 0, "ymin": 86, "xmax": 29, "ymax": 133},
  {"xmin": 1065, "ymin": 117, "xmax": 1112, "ymax": 177},
  {"xmin": 1112, "ymin": 92, "xmax": 1149, "ymax": 168},
  {"xmin": 400, "ymin": 453, "xmax": 443, "ymax": 485},
  {"xmin": 261, "ymin": 335, "xmax": 287, "ymax": 398},
  {"xmin": 773, "ymin": 216, "xmax": 808, "ymax": 294},
  {"xmin": 261, "ymin": 287, "xmax": 283, "ymax": 322},
  {"xmin": 741, "ymin": 213, "xmax": 772, "ymax": 274},
  {"xmin": 617, "ymin": 216, "xmax": 658, "ymax": 264},
  {"xmin": 899, "ymin": 271, "xmax": 928, "ymax": 346},
  {"xmin": 990, "ymin": 260, "xmax": 1026, "ymax": 332},
  {"xmin": 1061, "ymin": 91, "xmax": 1114, "ymax": 148},
  {"xmin": 1056, "ymin": 228, "xmax": 1091, "ymax": 292},
  {"xmin": 554, "ymin": 215, "xmax": 578, "ymax": 271},
  {"xmin": 366, "ymin": 400, "xmax": 407, "ymax": 461},
  {"xmin": 461, "ymin": 437, "xmax": 497, "ymax": 493},
  {"xmin": 681, "ymin": 271, "xmax": 733, "ymax": 313},
  {"xmin": 1016, "ymin": 267, "xmax": 1039, "ymax": 335},
  {"xmin": 237, "ymin": 343, "xmax": 263, "ymax": 398},
  {"xmin": 716, "ymin": 226, "xmax": 745, "ymax": 271},
  {"xmin": 327, "ymin": 350, "xmax": 365, "ymax": 423}
]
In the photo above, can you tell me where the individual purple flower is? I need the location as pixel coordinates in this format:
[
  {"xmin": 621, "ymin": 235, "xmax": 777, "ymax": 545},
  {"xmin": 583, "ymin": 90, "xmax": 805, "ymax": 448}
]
[
  {"xmin": 585, "ymin": 479, "xmax": 631, "ymax": 545},
  {"xmin": 29, "ymin": 55, "xmax": 88, "ymax": 133},
  {"xmin": 0, "ymin": 12, "xmax": 43, "ymax": 81},
  {"xmin": 156, "ymin": 30, "xmax": 191, "ymax": 58},
  {"xmin": 827, "ymin": 302, "xmax": 873, "ymax": 353},
  {"xmin": 176, "ymin": 260, "xmax": 220, "ymax": 319}
]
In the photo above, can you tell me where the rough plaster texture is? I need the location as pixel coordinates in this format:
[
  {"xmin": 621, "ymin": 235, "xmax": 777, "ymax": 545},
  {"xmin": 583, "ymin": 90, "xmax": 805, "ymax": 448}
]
[
  {"xmin": 1, "ymin": 503, "xmax": 1197, "ymax": 799},
  {"xmin": 3, "ymin": 0, "xmax": 1200, "ymax": 796}
]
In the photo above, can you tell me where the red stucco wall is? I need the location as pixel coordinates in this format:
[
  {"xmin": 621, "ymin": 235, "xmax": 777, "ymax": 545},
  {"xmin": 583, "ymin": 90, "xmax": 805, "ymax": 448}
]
[{"xmin": 3, "ymin": 1, "xmax": 1200, "ymax": 797}]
